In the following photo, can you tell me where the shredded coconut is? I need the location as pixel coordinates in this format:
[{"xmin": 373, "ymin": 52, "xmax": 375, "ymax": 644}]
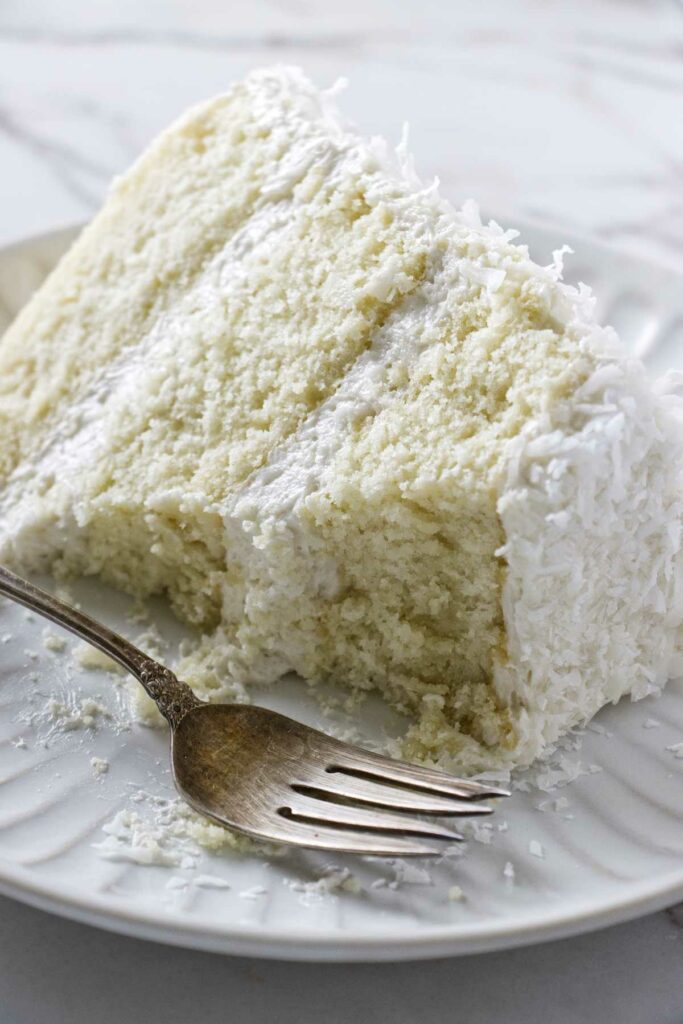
[
  {"xmin": 496, "ymin": 359, "xmax": 683, "ymax": 767},
  {"xmin": 94, "ymin": 792, "xmax": 276, "ymax": 870},
  {"xmin": 194, "ymin": 874, "xmax": 231, "ymax": 890},
  {"xmin": 289, "ymin": 867, "xmax": 361, "ymax": 900},
  {"xmin": 94, "ymin": 809, "xmax": 187, "ymax": 867},
  {"xmin": 461, "ymin": 820, "xmax": 495, "ymax": 845},
  {"xmin": 388, "ymin": 861, "xmax": 432, "ymax": 888},
  {"xmin": 587, "ymin": 722, "xmax": 611, "ymax": 737},
  {"xmin": 165, "ymin": 875, "xmax": 188, "ymax": 891},
  {"xmin": 518, "ymin": 752, "xmax": 600, "ymax": 793},
  {"xmin": 240, "ymin": 885, "xmax": 268, "ymax": 900}
]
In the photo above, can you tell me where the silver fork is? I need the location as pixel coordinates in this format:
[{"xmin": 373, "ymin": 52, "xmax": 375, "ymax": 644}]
[{"xmin": 0, "ymin": 565, "xmax": 508, "ymax": 856}]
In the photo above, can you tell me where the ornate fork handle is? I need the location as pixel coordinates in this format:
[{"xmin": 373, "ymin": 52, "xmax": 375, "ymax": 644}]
[{"xmin": 0, "ymin": 564, "xmax": 200, "ymax": 728}]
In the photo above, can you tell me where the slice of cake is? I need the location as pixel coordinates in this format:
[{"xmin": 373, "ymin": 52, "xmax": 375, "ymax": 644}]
[{"xmin": 1, "ymin": 66, "xmax": 681, "ymax": 772}]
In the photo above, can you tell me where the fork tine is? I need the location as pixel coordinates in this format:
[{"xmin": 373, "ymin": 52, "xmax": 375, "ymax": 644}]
[
  {"xmin": 186, "ymin": 791, "xmax": 441, "ymax": 856},
  {"xmin": 321, "ymin": 742, "xmax": 510, "ymax": 800},
  {"xmin": 259, "ymin": 816, "xmax": 441, "ymax": 857},
  {"xmin": 292, "ymin": 773, "xmax": 493, "ymax": 816},
  {"xmin": 281, "ymin": 793, "xmax": 463, "ymax": 842}
]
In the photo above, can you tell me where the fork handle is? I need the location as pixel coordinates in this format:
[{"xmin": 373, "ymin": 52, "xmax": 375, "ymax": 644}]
[{"xmin": 0, "ymin": 564, "xmax": 201, "ymax": 728}]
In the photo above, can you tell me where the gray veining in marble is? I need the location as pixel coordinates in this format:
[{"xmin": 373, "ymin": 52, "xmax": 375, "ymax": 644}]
[{"xmin": 0, "ymin": 0, "xmax": 682, "ymax": 268}]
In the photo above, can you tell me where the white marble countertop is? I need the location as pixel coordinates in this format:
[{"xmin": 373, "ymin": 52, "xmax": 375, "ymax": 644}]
[
  {"xmin": 0, "ymin": 893, "xmax": 681, "ymax": 1024},
  {"xmin": 0, "ymin": 0, "xmax": 682, "ymax": 1020},
  {"xmin": 2, "ymin": 0, "xmax": 683, "ymax": 269}
]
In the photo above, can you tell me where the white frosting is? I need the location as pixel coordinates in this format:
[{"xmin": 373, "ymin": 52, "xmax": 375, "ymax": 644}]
[{"xmin": 496, "ymin": 353, "xmax": 683, "ymax": 762}]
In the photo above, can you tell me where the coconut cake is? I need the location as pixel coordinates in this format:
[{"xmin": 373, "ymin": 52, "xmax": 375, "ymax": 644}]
[{"xmin": 0, "ymin": 66, "xmax": 681, "ymax": 772}]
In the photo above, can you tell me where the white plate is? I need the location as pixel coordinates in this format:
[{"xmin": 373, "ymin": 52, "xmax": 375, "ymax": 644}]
[{"xmin": 0, "ymin": 222, "xmax": 682, "ymax": 962}]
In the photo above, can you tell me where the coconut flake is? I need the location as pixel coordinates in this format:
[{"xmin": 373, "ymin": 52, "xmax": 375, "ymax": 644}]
[
  {"xmin": 240, "ymin": 885, "xmax": 268, "ymax": 900},
  {"xmin": 194, "ymin": 874, "xmax": 231, "ymax": 890}
]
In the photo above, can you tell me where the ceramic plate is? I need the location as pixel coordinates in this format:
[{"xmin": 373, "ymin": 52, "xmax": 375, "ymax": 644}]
[{"xmin": 0, "ymin": 221, "xmax": 681, "ymax": 961}]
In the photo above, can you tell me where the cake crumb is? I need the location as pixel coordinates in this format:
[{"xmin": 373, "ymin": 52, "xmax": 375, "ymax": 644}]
[
  {"xmin": 125, "ymin": 684, "xmax": 167, "ymax": 729},
  {"xmin": 11, "ymin": 737, "xmax": 27, "ymax": 749},
  {"xmin": 127, "ymin": 602, "xmax": 150, "ymax": 626},
  {"xmin": 448, "ymin": 885, "xmax": 464, "ymax": 901},
  {"xmin": 133, "ymin": 624, "xmax": 166, "ymax": 661},
  {"xmin": 503, "ymin": 861, "xmax": 515, "ymax": 881},
  {"xmin": 665, "ymin": 742, "xmax": 683, "ymax": 759},
  {"xmin": 529, "ymin": 840, "xmax": 545, "ymax": 859},
  {"xmin": 90, "ymin": 756, "xmax": 109, "ymax": 776},
  {"xmin": 74, "ymin": 642, "xmax": 124, "ymax": 676},
  {"xmin": 643, "ymin": 718, "xmax": 661, "ymax": 729},
  {"xmin": 43, "ymin": 630, "xmax": 67, "ymax": 653},
  {"xmin": 47, "ymin": 697, "xmax": 111, "ymax": 731}
]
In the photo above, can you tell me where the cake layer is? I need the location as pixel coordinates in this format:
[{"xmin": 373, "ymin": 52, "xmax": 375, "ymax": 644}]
[{"xmin": 1, "ymin": 66, "xmax": 681, "ymax": 771}]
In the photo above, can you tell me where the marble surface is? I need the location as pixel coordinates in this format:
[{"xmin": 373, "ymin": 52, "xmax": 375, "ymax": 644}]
[
  {"xmin": 0, "ymin": 0, "xmax": 682, "ymax": 1020},
  {"xmin": 1, "ymin": 0, "xmax": 683, "ymax": 269},
  {"xmin": 1, "ymin": 893, "xmax": 682, "ymax": 1024}
]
